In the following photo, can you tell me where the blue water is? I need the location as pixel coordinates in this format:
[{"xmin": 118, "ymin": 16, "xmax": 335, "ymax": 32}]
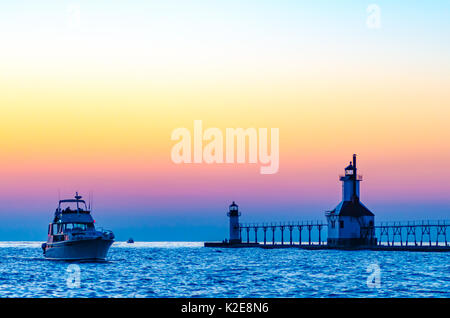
[{"xmin": 0, "ymin": 242, "xmax": 448, "ymax": 297}]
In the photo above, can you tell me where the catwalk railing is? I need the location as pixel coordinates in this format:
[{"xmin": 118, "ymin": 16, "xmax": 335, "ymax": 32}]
[
  {"xmin": 238, "ymin": 220, "xmax": 450, "ymax": 247},
  {"xmin": 374, "ymin": 220, "xmax": 449, "ymax": 247},
  {"xmin": 239, "ymin": 221, "xmax": 326, "ymax": 246}
]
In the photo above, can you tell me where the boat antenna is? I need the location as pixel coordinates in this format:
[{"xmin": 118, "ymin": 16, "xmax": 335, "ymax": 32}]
[
  {"xmin": 57, "ymin": 189, "xmax": 61, "ymax": 212},
  {"xmin": 75, "ymin": 191, "xmax": 81, "ymax": 214},
  {"xmin": 88, "ymin": 191, "xmax": 91, "ymax": 210}
]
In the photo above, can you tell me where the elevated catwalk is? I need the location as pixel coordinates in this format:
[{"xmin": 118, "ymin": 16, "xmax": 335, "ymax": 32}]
[{"xmin": 204, "ymin": 220, "xmax": 450, "ymax": 252}]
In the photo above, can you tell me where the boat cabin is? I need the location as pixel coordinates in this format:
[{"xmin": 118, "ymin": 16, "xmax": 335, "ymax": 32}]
[{"xmin": 48, "ymin": 193, "xmax": 96, "ymax": 243}]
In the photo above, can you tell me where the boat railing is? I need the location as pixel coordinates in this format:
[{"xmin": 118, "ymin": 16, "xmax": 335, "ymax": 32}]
[{"xmin": 96, "ymin": 227, "xmax": 114, "ymax": 237}]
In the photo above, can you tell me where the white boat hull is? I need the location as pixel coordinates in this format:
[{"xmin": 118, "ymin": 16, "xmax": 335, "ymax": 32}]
[{"xmin": 44, "ymin": 238, "xmax": 114, "ymax": 260}]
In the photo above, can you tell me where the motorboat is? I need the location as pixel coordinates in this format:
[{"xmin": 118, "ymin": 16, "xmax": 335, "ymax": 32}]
[{"xmin": 42, "ymin": 193, "xmax": 114, "ymax": 260}]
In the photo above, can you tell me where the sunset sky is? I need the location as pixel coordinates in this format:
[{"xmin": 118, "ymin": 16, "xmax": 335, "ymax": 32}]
[{"xmin": 0, "ymin": 1, "xmax": 449, "ymax": 240}]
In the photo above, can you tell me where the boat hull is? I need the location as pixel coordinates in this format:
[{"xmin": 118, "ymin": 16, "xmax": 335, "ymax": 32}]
[{"xmin": 43, "ymin": 238, "xmax": 114, "ymax": 261}]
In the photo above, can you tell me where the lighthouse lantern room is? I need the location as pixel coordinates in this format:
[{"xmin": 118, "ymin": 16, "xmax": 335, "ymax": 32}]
[
  {"xmin": 326, "ymin": 154, "xmax": 376, "ymax": 247},
  {"xmin": 227, "ymin": 201, "xmax": 241, "ymax": 244}
]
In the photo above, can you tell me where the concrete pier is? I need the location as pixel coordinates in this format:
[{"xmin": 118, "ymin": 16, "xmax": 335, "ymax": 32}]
[
  {"xmin": 204, "ymin": 242, "xmax": 260, "ymax": 248},
  {"xmin": 204, "ymin": 242, "xmax": 450, "ymax": 252}
]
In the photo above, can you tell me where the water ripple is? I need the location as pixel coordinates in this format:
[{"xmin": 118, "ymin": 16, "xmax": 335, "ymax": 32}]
[{"xmin": 0, "ymin": 242, "xmax": 448, "ymax": 297}]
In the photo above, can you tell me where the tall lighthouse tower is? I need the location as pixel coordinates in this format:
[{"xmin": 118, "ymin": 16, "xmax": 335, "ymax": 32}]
[
  {"xmin": 227, "ymin": 201, "xmax": 241, "ymax": 244},
  {"xmin": 325, "ymin": 154, "xmax": 376, "ymax": 247}
]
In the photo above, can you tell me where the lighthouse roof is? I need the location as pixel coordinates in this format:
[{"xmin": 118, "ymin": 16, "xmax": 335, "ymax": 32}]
[
  {"xmin": 229, "ymin": 201, "xmax": 238, "ymax": 208},
  {"xmin": 331, "ymin": 200, "xmax": 374, "ymax": 217},
  {"xmin": 345, "ymin": 163, "xmax": 354, "ymax": 170}
]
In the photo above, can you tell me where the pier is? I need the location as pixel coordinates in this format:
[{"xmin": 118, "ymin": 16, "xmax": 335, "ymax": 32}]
[
  {"xmin": 239, "ymin": 221, "xmax": 326, "ymax": 247},
  {"xmin": 205, "ymin": 220, "xmax": 450, "ymax": 251},
  {"xmin": 204, "ymin": 155, "xmax": 450, "ymax": 252}
]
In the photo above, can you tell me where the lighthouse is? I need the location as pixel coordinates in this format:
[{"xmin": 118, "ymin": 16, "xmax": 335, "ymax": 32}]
[
  {"xmin": 325, "ymin": 154, "xmax": 376, "ymax": 247},
  {"xmin": 227, "ymin": 201, "xmax": 241, "ymax": 244}
]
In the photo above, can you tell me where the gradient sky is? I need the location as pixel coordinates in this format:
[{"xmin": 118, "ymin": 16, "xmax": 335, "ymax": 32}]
[{"xmin": 0, "ymin": 1, "xmax": 449, "ymax": 241}]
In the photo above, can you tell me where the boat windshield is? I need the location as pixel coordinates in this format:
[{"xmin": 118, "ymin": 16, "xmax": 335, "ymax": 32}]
[
  {"xmin": 63, "ymin": 223, "xmax": 94, "ymax": 232},
  {"xmin": 59, "ymin": 202, "xmax": 88, "ymax": 212}
]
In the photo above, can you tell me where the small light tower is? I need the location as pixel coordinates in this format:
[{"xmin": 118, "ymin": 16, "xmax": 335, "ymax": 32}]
[
  {"xmin": 227, "ymin": 201, "xmax": 241, "ymax": 244},
  {"xmin": 342, "ymin": 155, "xmax": 360, "ymax": 202},
  {"xmin": 326, "ymin": 154, "xmax": 376, "ymax": 247}
]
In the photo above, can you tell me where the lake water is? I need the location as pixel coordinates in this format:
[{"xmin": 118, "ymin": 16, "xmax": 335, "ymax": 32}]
[{"xmin": 0, "ymin": 242, "xmax": 448, "ymax": 297}]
